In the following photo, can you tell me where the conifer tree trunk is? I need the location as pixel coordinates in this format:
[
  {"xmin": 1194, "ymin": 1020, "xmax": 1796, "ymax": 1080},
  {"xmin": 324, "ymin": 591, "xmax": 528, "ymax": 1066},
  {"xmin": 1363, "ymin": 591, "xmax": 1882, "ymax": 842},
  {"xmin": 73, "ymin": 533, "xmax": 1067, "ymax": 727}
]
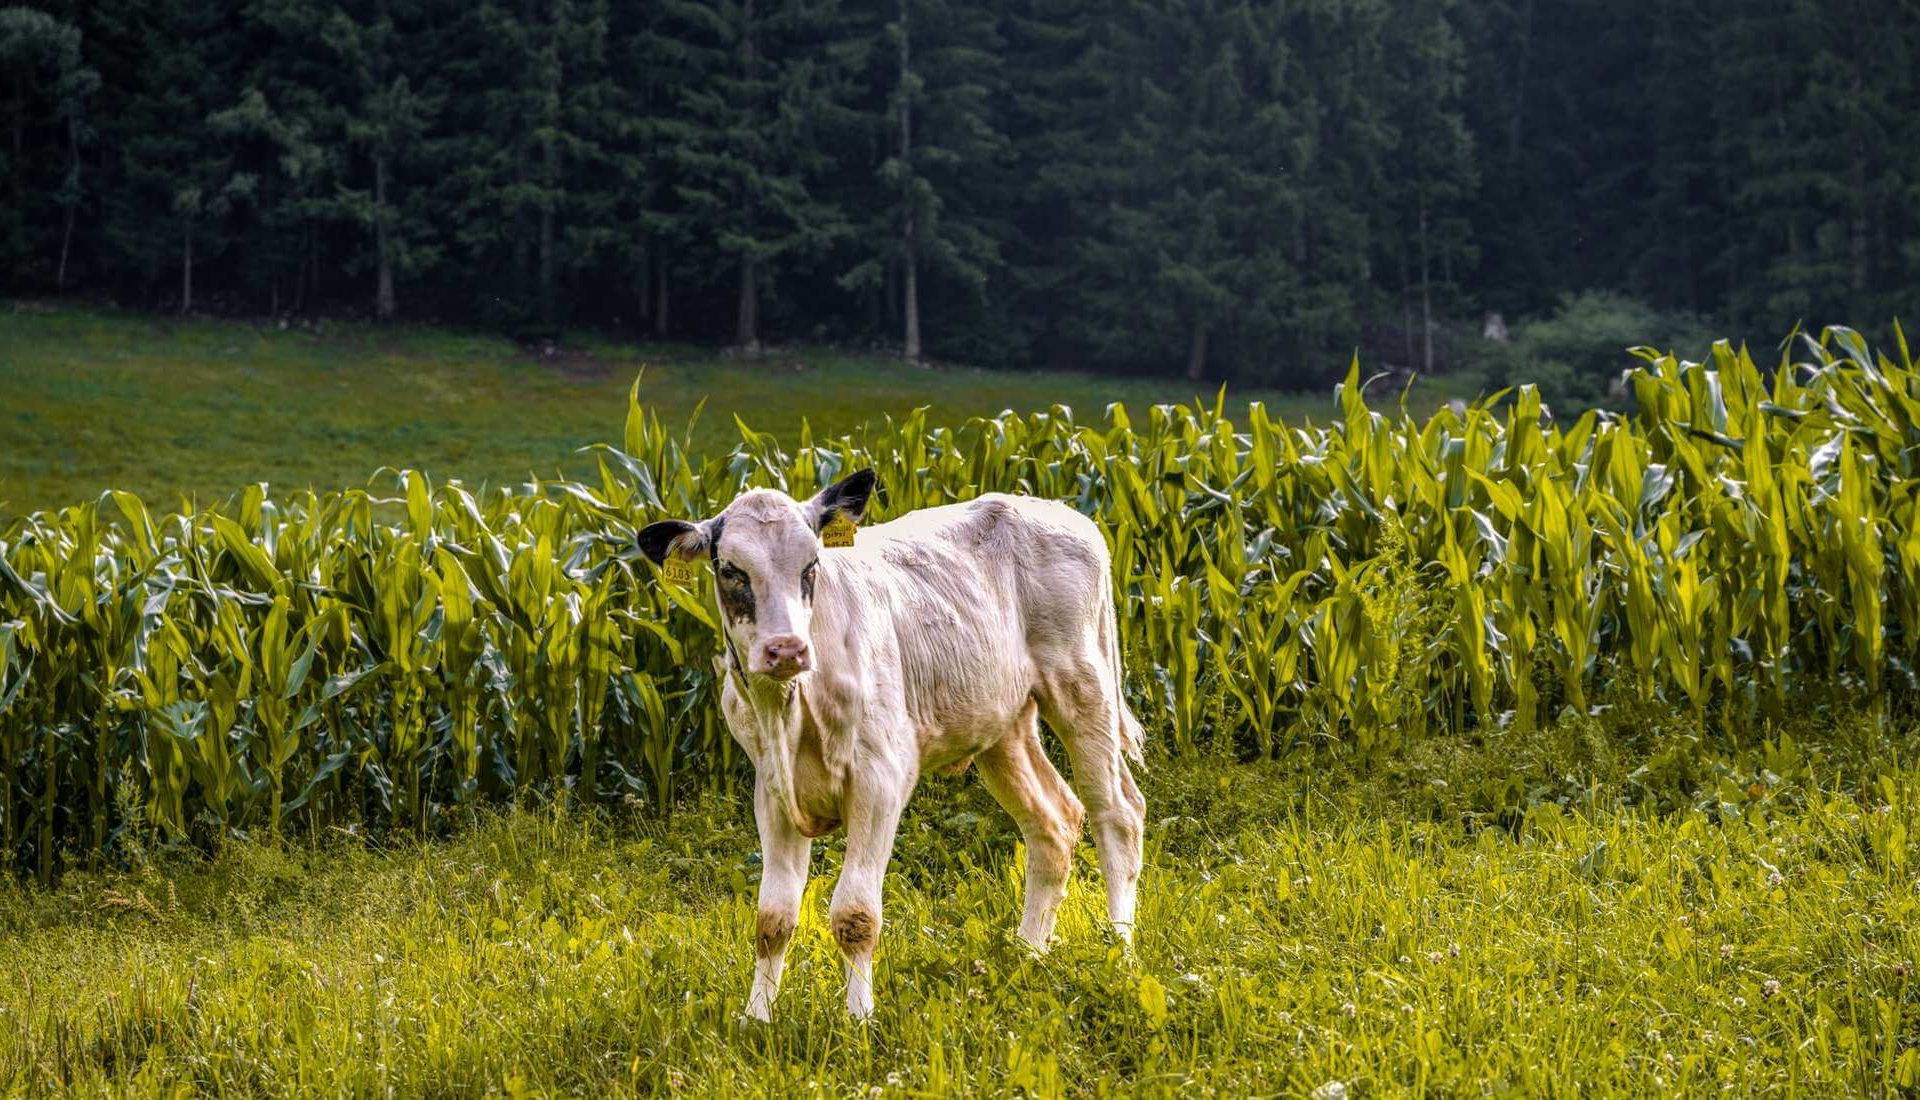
[
  {"xmin": 735, "ymin": 0, "xmax": 759, "ymax": 349},
  {"xmin": 902, "ymin": 246, "xmax": 920, "ymax": 362},
  {"xmin": 57, "ymin": 205, "xmax": 73, "ymax": 292},
  {"xmin": 539, "ymin": 135, "xmax": 557, "ymax": 328},
  {"xmin": 1419, "ymin": 197, "xmax": 1434, "ymax": 373},
  {"xmin": 297, "ymin": 225, "xmax": 314, "ymax": 313},
  {"xmin": 898, "ymin": 0, "xmax": 921, "ymax": 363},
  {"xmin": 1849, "ymin": 75, "xmax": 1869, "ymax": 299},
  {"xmin": 636, "ymin": 247, "xmax": 650, "ymax": 326},
  {"xmin": 1508, "ymin": 0, "xmax": 1534, "ymax": 163},
  {"xmin": 56, "ymin": 115, "xmax": 77, "ymax": 292},
  {"xmin": 654, "ymin": 252, "xmax": 670, "ymax": 338},
  {"xmin": 180, "ymin": 219, "xmax": 194, "ymax": 313},
  {"xmin": 737, "ymin": 254, "xmax": 758, "ymax": 348},
  {"xmin": 1186, "ymin": 322, "xmax": 1208, "ymax": 381},
  {"xmin": 1400, "ymin": 250, "xmax": 1415, "ymax": 368},
  {"xmin": 375, "ymin": 153, "xmax": 395, "ymax": 320}
]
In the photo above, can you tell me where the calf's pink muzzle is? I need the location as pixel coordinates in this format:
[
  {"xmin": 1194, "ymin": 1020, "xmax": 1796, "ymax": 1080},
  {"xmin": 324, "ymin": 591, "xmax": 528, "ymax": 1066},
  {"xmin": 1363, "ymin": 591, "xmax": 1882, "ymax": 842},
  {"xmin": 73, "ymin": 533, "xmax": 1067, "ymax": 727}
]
[{"xmin": 758, "ymin": 634, "xmax": 811, "ymax": 678}]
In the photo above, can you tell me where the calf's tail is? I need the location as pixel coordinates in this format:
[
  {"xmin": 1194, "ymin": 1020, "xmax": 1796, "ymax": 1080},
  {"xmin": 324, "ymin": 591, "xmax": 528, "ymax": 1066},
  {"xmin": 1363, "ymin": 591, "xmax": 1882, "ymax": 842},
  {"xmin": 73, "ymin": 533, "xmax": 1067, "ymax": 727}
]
[{"xmin": 1100, "ymin": 574, "xmax": 1146, "ymax": 766}]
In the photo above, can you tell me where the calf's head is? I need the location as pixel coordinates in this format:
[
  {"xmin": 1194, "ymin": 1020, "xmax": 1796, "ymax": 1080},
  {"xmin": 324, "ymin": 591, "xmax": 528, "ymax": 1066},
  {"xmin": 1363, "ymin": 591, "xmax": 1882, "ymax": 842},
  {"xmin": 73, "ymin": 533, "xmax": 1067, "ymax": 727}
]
[{"xmin": 637, "ymin": 470, "xmax": 876, "ymax": 681}]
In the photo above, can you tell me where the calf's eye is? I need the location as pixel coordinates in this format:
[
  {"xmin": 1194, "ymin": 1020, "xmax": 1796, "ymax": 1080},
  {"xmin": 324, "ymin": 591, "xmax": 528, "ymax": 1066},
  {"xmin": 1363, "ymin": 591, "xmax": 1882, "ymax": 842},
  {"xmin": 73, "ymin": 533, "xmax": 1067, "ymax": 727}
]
[{"xmin": 715, "ymin": 562, "xmax": 756, "ymax": 623}]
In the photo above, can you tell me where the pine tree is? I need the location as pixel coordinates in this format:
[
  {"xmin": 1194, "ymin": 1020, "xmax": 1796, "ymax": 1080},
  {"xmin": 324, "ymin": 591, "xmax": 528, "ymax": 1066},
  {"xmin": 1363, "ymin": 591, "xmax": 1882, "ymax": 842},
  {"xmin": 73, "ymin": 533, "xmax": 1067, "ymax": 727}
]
[
  {"xmin": 89, "ymin": 0, "xmax": 248, "ymax": 309},
  {"xmin": 615, "ymin": 2, "xmax": 710, "ymax": 338},
  {"xmin": 0, "ymin": 7, "xmax": 97, "ymax": 293},
  {"xmin": 661, "ymin": 0, "xmax": 864, "ymax": 349},
  {"xmin": 1626, "ymin": 0, "xmax": 1721, "ymax": 317},
  {"xmin": 435, "ymin": 0, "xmax": 622, "ymax": 330},
  {"xmin": 239, "ymin": 0, "xmax": 351, "ymax": 314},
  {"xmin": 203, "ymin": 86, "xmax": 326, "ymax": 315},
  {"xmin": 1278, "ymin": 0, "xmax": 1397, "ymax": 372},
  {"xmin": 6, "ymin": 0, "xmax": 1920, "ymax": 367},
  {"xmin": 995, "ymin": 0, "xmax": 1107, "ymax": 366},
  {"xmin": 1727, "ymin": 0, "xmax": 1920, "ymax": 325},
  {"xmin": 1090, "ymin": 0, "xmax": 1303, "ymax": 379},
  {"xmin": 1379, "ymin": 0, "xmax": 1476, "ymax": 373},
  {"xmin": 843, "ymin": 0, "xmax": 1008, "ymax": 362},
  {"xmin": 315, "ymin": 0, "xmax": 440, "ymax": 320}
]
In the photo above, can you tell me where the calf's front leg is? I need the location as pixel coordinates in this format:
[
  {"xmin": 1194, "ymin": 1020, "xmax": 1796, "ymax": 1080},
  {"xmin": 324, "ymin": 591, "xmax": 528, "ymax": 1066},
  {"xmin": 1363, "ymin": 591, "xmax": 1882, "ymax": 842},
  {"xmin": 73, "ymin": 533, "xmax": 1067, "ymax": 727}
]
[
  {"xmin": 746, "ymin": 775, "xmax": 811, "ymax": 1022},
  {"xmin": 830, "ymin": 772, "xmax": 909, "ymax": 1020}
]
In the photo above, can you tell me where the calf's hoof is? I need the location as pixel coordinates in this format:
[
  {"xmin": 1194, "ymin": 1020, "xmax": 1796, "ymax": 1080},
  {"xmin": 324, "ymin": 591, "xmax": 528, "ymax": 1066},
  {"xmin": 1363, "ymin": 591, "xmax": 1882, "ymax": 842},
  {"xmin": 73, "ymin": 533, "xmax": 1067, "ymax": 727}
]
[{"xmin": 846, "ymin": 988, "xmax": 875, "ymax": 1021}]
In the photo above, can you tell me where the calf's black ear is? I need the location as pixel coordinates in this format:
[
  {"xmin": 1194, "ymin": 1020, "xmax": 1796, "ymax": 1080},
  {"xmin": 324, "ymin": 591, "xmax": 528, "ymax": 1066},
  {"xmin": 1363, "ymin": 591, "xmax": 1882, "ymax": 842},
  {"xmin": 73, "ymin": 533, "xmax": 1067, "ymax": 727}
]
[
  {"xmin": 637, "ymin": 518, "xmax": 708, "ymax": 565},
  {"xmin": 807, "ymin": 469, "xmax": 878, "ymax": 531}
]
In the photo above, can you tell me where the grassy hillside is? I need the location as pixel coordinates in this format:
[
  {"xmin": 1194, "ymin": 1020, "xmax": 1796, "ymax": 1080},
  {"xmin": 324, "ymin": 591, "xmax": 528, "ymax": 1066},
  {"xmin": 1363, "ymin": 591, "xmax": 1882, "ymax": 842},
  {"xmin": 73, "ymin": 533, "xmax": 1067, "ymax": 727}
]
[
  {"xmin": 2, "ymin": 724, "xmax": 1913, "ymax": 1096},
  {"xmin": 0, "ymin": 305, "xmax": 1454, "ymax": 516}
]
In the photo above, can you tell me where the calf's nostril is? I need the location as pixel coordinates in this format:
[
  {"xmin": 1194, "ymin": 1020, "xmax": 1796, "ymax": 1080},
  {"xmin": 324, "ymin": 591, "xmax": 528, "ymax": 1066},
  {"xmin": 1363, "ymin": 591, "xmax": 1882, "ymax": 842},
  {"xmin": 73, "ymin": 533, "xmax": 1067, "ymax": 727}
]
[{"xmin": 762, "ymin": 637, "xmax": 808, "ymax": 666}]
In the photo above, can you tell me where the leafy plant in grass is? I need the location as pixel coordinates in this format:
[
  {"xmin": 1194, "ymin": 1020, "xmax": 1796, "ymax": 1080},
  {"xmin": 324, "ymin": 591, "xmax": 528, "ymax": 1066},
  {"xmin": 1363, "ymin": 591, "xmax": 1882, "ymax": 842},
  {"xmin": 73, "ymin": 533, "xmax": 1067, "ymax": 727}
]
[{"xmin": 3, "ymin": 325, "xmax": 1919, "ymax": 877}]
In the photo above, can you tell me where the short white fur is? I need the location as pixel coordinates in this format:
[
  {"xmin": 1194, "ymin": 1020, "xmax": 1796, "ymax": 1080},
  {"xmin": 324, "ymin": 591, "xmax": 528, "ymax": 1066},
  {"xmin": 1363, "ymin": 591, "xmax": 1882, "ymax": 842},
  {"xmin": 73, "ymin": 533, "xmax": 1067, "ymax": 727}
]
[{"xmin": 648, "ymin": 478, "xmax": 1146, "ymax": 1021}]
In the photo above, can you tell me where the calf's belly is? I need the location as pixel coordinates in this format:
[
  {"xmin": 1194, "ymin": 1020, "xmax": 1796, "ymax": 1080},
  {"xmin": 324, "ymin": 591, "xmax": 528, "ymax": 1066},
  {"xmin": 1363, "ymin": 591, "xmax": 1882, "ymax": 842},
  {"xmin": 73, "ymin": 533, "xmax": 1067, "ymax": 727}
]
[
  {"xmin": 893, "ymin": 631, "xmax": 1034, "ymax": 776},
  {"xmin": 912, "ymin": 696, "xmax": 1029, "ymax": 776}
]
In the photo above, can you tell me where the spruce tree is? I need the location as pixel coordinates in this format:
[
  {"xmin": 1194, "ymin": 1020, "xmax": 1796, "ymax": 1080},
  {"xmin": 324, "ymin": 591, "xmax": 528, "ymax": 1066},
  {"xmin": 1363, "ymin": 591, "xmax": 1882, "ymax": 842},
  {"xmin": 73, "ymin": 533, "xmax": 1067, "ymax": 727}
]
[
  {"xmin": 89, "ymin": 0, "xmax": 247, "ymax": 310},
  {"xmin": 0, "ymin": 8, "xmax": 96, "ymax": 293},
  {"xmin": 843, "ymin": 0, "xmax": 1008, "ymax": 362},
  {"xmin": 1380, "ymin": 0, "xmax": 1476, "ymax": 373},
  {"xmin": 431, "ymin": 0, "xmax": 636, "ymax": 330},
  {"xmin": 204, "ymin": 86, "xmax": 327, "ymax": 315},
  {"xmin": 661, "ymin": 0, "xmax": 863, "ymax": 349},
  {"xmin": 312, "ymin": 0, "xmax": 441, "ymax": 320}
]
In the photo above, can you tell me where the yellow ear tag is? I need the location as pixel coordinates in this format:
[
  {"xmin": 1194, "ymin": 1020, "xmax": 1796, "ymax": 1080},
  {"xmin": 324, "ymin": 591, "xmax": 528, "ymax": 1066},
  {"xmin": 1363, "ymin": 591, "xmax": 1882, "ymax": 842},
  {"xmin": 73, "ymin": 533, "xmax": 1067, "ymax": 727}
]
[
  {"xmin": 821, "ymin": 513, "xmax": 857, "ymax": 548},
  {"xmin": 662, "ymin": 556, "xmax": 696, "ymax": 585}
]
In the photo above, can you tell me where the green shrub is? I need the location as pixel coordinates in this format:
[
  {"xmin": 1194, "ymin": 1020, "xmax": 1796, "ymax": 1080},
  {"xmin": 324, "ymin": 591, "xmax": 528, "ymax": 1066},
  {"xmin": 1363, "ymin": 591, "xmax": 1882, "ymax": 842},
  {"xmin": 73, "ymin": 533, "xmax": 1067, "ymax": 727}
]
[{"xmin": 1486, "ymin": 292, "xmax": 1719, "ymax": 410}]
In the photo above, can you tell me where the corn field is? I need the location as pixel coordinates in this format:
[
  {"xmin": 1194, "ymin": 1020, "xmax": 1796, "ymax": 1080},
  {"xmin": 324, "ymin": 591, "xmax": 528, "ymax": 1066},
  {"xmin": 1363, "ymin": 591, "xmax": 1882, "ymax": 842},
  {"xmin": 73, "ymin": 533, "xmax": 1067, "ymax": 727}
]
[{"xmin": 2, "ymin": 327, "xmax": 1915, "ymax": 877}]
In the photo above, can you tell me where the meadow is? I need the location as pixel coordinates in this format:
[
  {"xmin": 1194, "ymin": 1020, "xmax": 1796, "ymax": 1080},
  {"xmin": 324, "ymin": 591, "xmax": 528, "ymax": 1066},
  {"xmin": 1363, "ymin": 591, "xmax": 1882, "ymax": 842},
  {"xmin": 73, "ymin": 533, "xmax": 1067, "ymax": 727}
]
[
  {"xmin": 0, "ymin": 305, "xmax": 1365, "ymax": 516},
  {"xmin": 4, "ymin": 719, "xmax": 1915, "ymax": 1096},
  {"xmin": 2, "ymin": 308, "xmax": 1918, "ymax": 1095}
]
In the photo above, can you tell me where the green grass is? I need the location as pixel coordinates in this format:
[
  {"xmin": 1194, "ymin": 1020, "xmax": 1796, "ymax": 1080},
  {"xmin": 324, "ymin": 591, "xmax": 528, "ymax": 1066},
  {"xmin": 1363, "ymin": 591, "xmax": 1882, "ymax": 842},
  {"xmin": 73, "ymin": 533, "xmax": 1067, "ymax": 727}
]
[
  {"xmin": 6, "ymin": 305, "xmax": 1912, "ymax": 1095},
  {"xmin": 3, "ymin": 719, "xmax": 1916, "ymax": 1097},
  {"xmin": 0, "ymin": 304, "xmax": 1470, "ymax": 516}
]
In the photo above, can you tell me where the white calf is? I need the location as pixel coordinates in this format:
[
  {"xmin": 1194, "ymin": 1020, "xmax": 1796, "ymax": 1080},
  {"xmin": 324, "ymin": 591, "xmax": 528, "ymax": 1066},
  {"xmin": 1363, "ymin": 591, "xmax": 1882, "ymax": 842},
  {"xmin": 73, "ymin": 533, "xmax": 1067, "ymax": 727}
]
[{"xmin": 639, "ymin": 471, "xmax": 1146, "ymax": 1020}]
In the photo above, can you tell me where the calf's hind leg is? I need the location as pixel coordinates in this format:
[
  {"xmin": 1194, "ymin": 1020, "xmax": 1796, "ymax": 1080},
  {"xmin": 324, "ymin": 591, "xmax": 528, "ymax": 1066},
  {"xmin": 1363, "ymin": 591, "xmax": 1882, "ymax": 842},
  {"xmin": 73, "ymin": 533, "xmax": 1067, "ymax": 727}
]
[
  {"xmin": 977, "ymin": 700, "xmax": 1084, "ymax": 948},
  {"xmin": 1038, "ymin": 659, "xmax": 1146, "ymax": 944}
]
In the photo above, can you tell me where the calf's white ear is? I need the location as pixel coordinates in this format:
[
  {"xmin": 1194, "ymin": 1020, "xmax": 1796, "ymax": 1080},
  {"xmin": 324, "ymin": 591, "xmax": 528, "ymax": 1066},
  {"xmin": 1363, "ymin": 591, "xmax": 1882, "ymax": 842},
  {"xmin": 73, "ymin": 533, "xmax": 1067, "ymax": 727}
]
[
  {"xmin": 637, "ymin": 518, "xmax": 712, "ymax": 565},
  {"xmin": 806, "ymin": 469, "xmax": 878, "ymax": 532}
]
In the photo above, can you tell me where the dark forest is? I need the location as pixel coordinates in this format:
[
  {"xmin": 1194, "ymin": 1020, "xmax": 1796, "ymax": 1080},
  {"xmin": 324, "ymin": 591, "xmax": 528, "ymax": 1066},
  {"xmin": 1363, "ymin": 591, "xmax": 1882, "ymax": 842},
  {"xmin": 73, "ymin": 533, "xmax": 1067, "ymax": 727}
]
[{"xmin": 2, "ymin": 0, "xmax": 1914, "ymax": 383}]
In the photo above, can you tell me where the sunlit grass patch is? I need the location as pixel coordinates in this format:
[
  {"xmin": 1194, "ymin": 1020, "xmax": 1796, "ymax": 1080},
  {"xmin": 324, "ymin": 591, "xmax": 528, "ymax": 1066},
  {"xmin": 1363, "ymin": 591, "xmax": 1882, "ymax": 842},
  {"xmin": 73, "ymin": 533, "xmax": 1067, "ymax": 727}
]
[{"xmin": 2, "ymin": 738, "xmax": 1915, "ymax": 1097}]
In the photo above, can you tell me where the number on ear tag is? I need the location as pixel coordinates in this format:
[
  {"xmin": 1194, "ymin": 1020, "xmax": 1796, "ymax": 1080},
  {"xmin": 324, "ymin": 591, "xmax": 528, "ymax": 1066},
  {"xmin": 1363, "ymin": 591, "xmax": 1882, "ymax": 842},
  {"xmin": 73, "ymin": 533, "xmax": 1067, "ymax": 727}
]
[
  {"xmin": 821, "ymin": 512, "xmax": 857, "ymax": 548},
  {"xmin": 662, "ymin": 556, "xmax": 696, "ymax": 585}
]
